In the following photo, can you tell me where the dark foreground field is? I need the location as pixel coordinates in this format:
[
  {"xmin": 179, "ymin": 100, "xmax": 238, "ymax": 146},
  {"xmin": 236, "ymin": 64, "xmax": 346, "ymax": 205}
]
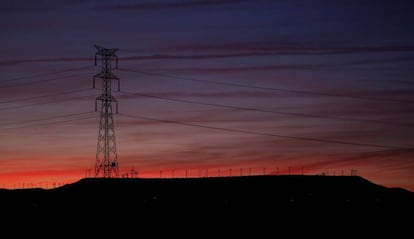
[{"xmin": 1, "ymin": 175, "xmax": 413, "ymax": 236}]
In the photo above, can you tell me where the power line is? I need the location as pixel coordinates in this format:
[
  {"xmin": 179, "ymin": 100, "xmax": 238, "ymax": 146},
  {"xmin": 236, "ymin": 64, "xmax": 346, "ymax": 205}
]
[
  {"xmin": 0, "ymin": 72, "xmax": 93, "ymax": 89},
  {"xmin": 0, "ymin": 111, "xmax": 94, "ymax": 128},
  {"xmin": 119, "ymin": 90, "xmax": 414, "ymax": 128},
  {"xmin": 0, "ymin": 88, "xmax": 94, "ymax": 104},
  {"xmin": 0, "ymin": 65, "xmax": 93, "ymax": 84},
  {"xmin": 118, "ymin": 68, "xmax": 414, "ymax": 104},
  {"xmin": 0, "ymin": 93, "xmax": 95, "ymax": 112},
  {"xmin": 119, "ymin": 113, "xmax": 411, "ymax": 150},
  {"xmin": 2, "ymin": 115, "xmax": 96, "ymax": 130}
]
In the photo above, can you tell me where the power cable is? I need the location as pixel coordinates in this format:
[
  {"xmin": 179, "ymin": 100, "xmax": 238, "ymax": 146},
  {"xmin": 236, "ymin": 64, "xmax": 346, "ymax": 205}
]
[
  {"xmin": 119, "ymin": 90, "xmax": 414, "ymax": 127},
  {"xmin": 118, "ymin": 68, "xmax": 414, "ymax": 104},
  {"xmin": 119, "ymin": 113, "xmax": 410, "ymax": 150}
]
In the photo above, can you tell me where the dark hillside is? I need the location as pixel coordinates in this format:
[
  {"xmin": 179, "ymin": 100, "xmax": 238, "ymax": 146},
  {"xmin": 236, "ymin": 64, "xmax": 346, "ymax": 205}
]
[{"xmin": 1, "ymin": 175, "xmax": 413, "ymax": 235}]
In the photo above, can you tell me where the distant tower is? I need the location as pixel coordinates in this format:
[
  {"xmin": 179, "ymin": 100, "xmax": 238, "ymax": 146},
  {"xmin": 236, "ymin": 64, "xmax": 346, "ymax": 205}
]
[{"xmin": 93, "ymin": 45, "xmax": 120, "ymax": 178}]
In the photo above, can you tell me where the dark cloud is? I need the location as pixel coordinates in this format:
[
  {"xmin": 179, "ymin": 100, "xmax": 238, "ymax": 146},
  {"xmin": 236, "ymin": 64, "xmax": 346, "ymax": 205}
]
[
  {"xmin": 0, "ymin": 57, "xmax": 92, "ymax": 66},
  {"xmin": 106, "ymin": 0, "xmax": 253, "ymax": 11},
  {"xmin": 344, "ymin": 148, "xmax": 414, "ymax": 160},
  {"xmin": 351, "ymin": 57, "xmax": 414, "ymax": 65},
  {"xmin": 169, "ymin": 64, "xmax": 324, "ymax": 73},
  {"xmin": 299, "ymin": 149, "xmax": 414, "ymax": 172},
  {"xmin": 3, "ymin": 49, "xmax": 412, "ymax": 68},
  {"xmin": 120, "ymin": 46, "xmax": 414, "ymax": 66},
  {"xmin": 121, "ymin": 53, "xmax": 283, "ymax": 60},
  {"xmin": 0, "ymin": 0, "xmax": 84, "ymax": 14},
  {"xmin": 161, "ymin": 43, "xmax": 414, "ymax": 55},
  {"xmin": 117, "ymin": 90, "xmax": 285, "ymax": 100},
  {"xmin": 118, "ymin": 50, "xmax": 414, "ymax": 75}
]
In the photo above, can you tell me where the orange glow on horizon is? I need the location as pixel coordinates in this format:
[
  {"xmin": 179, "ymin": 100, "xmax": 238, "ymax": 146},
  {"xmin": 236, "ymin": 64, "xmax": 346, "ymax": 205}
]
[
  {"xmin": 2, "ymin": 162, "xmax": 413, "ymax": 193},
  {"xmin": 0, "ymin": 168, "xmax": 83, "ymax": 189}
]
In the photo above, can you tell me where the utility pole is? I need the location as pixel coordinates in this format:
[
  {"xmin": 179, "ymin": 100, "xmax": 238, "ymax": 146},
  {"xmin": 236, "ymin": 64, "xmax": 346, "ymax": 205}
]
[{"xmin": 93, "ymin": 45, "xmax": 120, "ymax": 178}]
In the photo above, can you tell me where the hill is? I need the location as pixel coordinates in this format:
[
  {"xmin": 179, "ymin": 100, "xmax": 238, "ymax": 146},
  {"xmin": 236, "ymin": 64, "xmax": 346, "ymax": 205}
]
[{"xmin": 1, "ymin": 175, "xmax": 413, "ymax": 235}]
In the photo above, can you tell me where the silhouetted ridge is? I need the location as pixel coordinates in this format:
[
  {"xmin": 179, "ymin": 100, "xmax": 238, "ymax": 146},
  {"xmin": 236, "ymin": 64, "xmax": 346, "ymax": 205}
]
[
  {"xmin": 3, "ymin": 175, "xmax": 414, "ymax": 209},
  {"xmin": 1, "ymin": 175, "xmax": 413, "ymax": 233}
]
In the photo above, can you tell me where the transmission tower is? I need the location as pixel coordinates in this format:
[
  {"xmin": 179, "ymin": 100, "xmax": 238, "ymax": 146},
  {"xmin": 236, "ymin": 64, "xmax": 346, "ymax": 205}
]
[{"xmin": 93, "ymin": 45, "xmax": 120, "ymax": 178}]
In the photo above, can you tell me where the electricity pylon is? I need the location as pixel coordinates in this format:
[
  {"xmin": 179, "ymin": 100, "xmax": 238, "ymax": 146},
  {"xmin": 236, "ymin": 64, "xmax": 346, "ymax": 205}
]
[{"xmin": 93, "ymin": 45, "xmax": 120, "ymax": 178}]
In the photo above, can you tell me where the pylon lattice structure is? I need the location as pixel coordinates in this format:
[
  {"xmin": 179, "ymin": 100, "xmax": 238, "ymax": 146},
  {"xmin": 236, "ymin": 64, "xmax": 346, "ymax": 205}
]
[{"xmin": 93, "ymin": 45, "xmax": 120, "ymax": 178}]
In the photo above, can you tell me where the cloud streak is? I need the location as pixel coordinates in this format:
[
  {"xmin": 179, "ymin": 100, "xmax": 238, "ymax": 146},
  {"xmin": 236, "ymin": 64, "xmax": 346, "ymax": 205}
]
[
  {"xmin": 161, "ymin": 43, "xmax": 414, "ymax": 55},
  {"xmin": 120, "ymin": 47, "xmax": 414, "ymax": 64},
  {"xmin": 105, "ymin": 0, "xmax": 254, "ymax": 11},
  {"xmin": 0, "ymin": 57, "xmax": 92, "ymax": 66}
]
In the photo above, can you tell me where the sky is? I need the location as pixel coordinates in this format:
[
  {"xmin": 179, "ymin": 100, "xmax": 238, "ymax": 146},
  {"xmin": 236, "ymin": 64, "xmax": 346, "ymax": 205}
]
[{"xmin": 1, "ymin": 0, "xmax": 414, "ymax": 191}]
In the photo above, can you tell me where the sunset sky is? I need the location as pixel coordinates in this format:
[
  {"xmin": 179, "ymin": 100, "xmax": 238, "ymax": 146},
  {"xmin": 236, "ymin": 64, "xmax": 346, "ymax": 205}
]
[{"xmin": 1, "ymin": 0, "xmax": 414, "ymax": 191}]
